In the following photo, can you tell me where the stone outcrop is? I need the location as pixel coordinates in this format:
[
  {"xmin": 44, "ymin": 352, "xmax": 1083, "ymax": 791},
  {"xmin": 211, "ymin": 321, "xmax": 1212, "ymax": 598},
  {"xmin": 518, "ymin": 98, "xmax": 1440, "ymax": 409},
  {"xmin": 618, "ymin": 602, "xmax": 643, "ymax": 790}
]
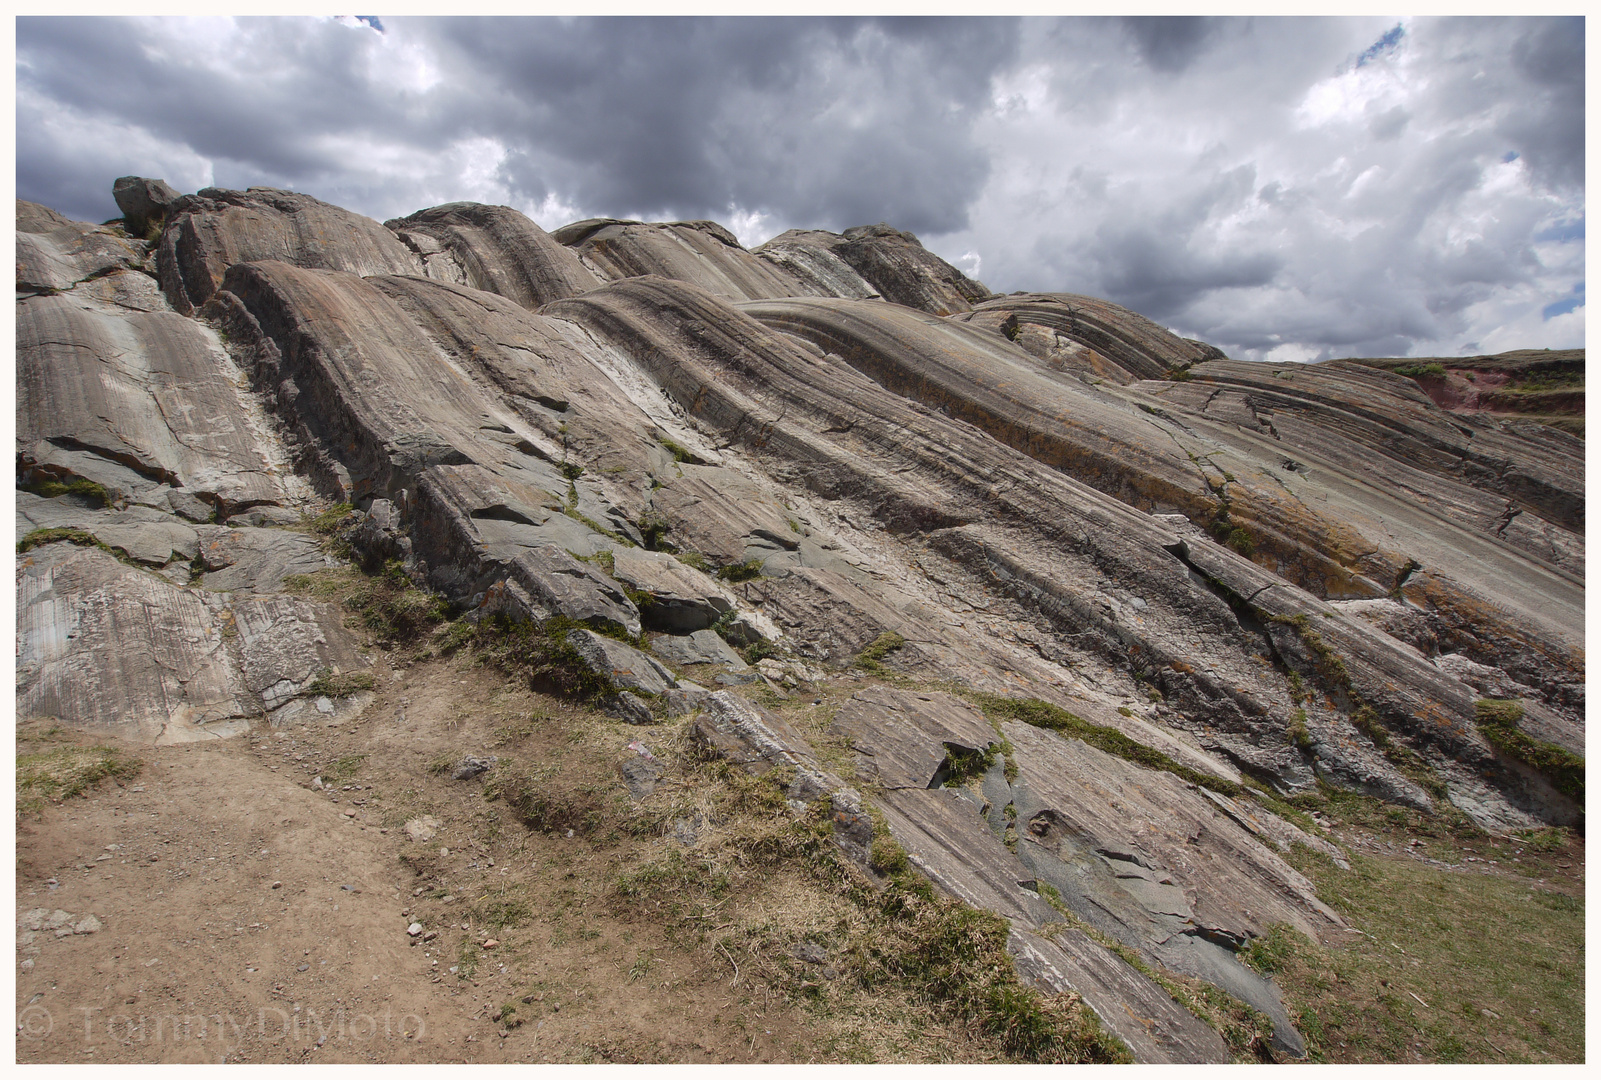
[
  {"xmin": 553, "ymin": 217, "xmax": 801, "ymax": 302},
  {"xmin": 760, "ymin": 224, "xmax": 991, "ymax": 315},
  {"xmin": 157, "ymin": 186, "xmax": 424, "ymax": 314},
  {"xmin": 385, "ymin": 201, "xmax": 600, "ymax": 307},
  {"xmin": 15, "ymin": 181, "xmax": 1586, "ymax": 1062},
  {"xmin": 955, "ymin": 291, "xmax": 1225, "ymax": 383},
  {"xmin": 112, "ymin": 176, "xmax": 181, "ymax": 238}
]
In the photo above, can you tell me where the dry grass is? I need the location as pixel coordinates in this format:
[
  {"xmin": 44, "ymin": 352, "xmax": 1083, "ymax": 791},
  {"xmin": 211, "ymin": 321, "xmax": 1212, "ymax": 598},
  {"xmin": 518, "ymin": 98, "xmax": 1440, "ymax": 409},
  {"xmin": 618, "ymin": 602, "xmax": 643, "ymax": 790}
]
[
  {"xmin": 17, "ymin": 736, "xmax": 141, "ymax": 818},
  {"xmin": 1269, "ymin": 812, "xmax": 1585, "ymax": 1063}
]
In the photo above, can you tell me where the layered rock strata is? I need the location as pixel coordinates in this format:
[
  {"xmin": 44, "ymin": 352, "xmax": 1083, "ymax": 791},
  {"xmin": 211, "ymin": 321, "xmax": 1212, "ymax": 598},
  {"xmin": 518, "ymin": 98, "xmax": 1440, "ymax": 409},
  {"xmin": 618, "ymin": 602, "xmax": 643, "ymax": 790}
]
[{"xmin": 15, "ymin": 182, "xmax": 1586, "ymax": 1061}]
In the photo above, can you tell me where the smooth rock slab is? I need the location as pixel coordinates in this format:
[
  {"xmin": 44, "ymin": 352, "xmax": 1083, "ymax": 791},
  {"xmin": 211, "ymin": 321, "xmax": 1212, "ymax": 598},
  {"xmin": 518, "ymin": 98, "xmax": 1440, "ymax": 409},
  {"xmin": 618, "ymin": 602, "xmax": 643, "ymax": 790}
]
[
  {"xmin": 609, "ymin": 546, "xmax": 736, "ymax": 631},
  {"xmin": 198, "ymin": 527, "xmax": 331, "ymax": 594},
  {"xmin": 16, "ymin": 543, "xmax": 245, "ymax": 742},
  {"xmin": 831, "ymin": 686, "xmax": 999, "ymax": 790},
  {"xmin": 16, "ymin": 494, "xmax": 200, "ymax": 567},
  {"xmin": 1009, "ymin": 927, "xmax": 1229, "ymax": 1064},
  {"xmin": 649, "ymin": 629, "xmax": 747, "ymax": 670},
  {"xmin": 566, "ymin": 629, "xmax": 676, "ymax": 696}
]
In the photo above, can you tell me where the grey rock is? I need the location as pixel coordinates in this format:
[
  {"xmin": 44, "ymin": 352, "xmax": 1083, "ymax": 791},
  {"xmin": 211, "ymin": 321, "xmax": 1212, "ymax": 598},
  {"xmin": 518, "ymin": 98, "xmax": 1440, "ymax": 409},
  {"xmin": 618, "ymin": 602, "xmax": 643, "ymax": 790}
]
[
  {"xmin": 831, "ymin": 686, "xmax": 998, "ymax": 789},
  {"xmin": 113, "ymin": 176, "xmax": 181, "ymax": 237},
  {"xmin": 198, "ymin": 527, "xmax": 328, "ymax": 594},
  {"xmin": 224, "ymin": 505, "xmax": 303, "ymax": 528},
  {"xmin": 566, "ymin": 629, "xmax": 676, "ymax": 696},
  {"xmin": 1011, "ymin": 926, "xmax": 1228, "ymax": 1064},
  {"xmin": 18, "ymin": 288, "xmax": 285, "ymax": 514},
  {"xmin": 451, "ymin": 756, "xmax": 497, "ymax": 781},
  {"xmin": 650, "ymin": 629, "xmax": 747, "ymax": 669},
  {"xmin": 792, "ymin": 942, "xmax": 828, "ymax": 966},
  {"xmin": 166, "ymin": 490, "xmax": 214, "ymax": 523},
  {"xmin": 385, "ymin": 202, "xmax": 600, "ymax": 309},
  {"xmin": 403, "ymin": 816, "xmax": 441, "ymax": 843},
  {"xmin": 555, "ymin": 218, "xmax": 801, "ymax": 302},
  {"xmin": 208, "ymin": 259, "xmax": 647, "ymax": 637},
  {"xmin": 157, "ymin": 186, "xmax": 424, "ymax": 315},
  {"xmin": 618, "ymin": 755, "xmax": 664, "ymax": 799},
  {"xmin": 601, "ymin": 691, "xmax": 656, "ymax": 726},
  {"xmin": 610, "ymin": 546, "xmax": 736, "ymax": 631},
  {"xmin": 663, "ymin": 687, "xmax": 714, "ymax": 717},
  {"xmin": 17, "ymin": 544, "xmax": 247, "ymax": 742},
  {"xmin": 17, "ymin": 199, "xmax": 146, "ymax": 296},
  {"xmin": 233, "ymin": 596, "xmax": 371, "ymax": 712},
  {"xmin": 755, "ymin": 224, "xmax": 990, "ymax": 315}
]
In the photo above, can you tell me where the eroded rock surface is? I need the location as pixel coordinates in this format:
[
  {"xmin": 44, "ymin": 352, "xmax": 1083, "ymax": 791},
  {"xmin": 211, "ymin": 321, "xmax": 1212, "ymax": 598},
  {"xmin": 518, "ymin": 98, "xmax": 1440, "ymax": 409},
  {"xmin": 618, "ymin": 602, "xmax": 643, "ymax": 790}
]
[
  {"xmin": 385, "ymin": 202, "xmax": 600, "ymax": 308},
  {"xmin": 157, "ymin": 186, "xmax": 423, "ymax": 314},
  {"xmin": 16, "ymin": 183, "xmax": 1585, "ymax": 1062}
]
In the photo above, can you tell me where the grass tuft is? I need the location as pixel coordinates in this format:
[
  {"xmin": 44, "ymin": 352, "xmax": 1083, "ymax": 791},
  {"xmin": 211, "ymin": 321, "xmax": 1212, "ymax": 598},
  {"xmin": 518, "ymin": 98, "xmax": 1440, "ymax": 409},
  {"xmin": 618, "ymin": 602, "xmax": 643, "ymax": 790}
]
[
  {"xmin": 20, "ymin": 476, "xmax": 110, "ymax": 506},
  {"xmin": 1472, "ymin": 699, "xmax": 1583, "ymax": 800},
  {"xmin": 306, "ymin": 668, "xmax": 377, "ymax": 698},
  {"xmin": 853, "ymin": 631, "xmax": 907, "ymax": 674},
  {"xmin": 18, "ymin": 745, "xmax": 140, "ymax": 817},
  {"xmin": 971, "ymin": 693, "xmax": 1242, "ymax": 797}
]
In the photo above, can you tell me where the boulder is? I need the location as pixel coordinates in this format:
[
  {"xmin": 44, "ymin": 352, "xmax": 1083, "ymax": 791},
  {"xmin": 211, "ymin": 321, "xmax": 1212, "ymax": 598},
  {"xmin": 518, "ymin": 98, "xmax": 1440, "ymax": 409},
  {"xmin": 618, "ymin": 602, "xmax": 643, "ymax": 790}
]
[
  {"xmin": 112, "ymin": 176, "xmax": 181, "ymax": 236},
  {"xmin": 601, "ymin": 691, "xmax": 656, "ymax": 726},
  {"xmin": 649, "ymin": 629, "xmax": 747, "ymax": 670},
  {"xmin": 610, "ymin": 546, "xmax": 736, "ymax": 631},
  {"xmin": 566, "ymin": 629, "xmax": 676, "ymax": 696}
]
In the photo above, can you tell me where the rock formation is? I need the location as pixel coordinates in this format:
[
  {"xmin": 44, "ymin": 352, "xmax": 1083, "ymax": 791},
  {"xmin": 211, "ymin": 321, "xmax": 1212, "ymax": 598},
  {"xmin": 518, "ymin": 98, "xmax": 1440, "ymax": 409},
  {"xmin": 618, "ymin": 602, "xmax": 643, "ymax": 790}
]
[{"xmin": 14, "ymin": 182, "xmax": 1585, "ymax": 1061}]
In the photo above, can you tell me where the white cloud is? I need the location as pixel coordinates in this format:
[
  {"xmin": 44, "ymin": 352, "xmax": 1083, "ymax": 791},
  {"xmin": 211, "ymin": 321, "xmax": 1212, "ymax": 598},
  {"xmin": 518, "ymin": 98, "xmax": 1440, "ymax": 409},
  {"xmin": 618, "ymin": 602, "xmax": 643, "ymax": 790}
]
[{"xmin": 16, "ymin": 15, "xmax": 1582, "ymax": 360}]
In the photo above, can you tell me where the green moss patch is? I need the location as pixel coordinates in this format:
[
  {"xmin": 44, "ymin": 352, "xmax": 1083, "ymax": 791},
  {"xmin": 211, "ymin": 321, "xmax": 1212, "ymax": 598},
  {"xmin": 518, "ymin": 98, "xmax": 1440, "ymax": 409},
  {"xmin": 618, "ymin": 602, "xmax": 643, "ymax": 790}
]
[
  {"xmin": 1473, "ymin": 699, "xmax": 1583, "ymax": 800},
  {"xmin": 970, "ymin": 693, "xmax": 1242, "ymax": 798}
]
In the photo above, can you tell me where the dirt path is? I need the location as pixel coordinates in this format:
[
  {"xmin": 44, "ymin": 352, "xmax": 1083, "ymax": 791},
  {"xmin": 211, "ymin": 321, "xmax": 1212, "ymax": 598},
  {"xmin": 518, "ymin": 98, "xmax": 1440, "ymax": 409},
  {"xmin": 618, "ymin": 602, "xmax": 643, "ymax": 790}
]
[{"xmin": 15, "ymin": 652, "xmax": 823, "ymax": 1064}]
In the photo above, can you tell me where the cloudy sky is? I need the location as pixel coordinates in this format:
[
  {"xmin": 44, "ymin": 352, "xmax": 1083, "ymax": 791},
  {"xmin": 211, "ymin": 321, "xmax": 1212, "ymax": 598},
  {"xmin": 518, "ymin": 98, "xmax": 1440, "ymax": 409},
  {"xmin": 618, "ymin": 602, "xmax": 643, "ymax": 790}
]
[{"xmin": 16, "ymin": 15, "xmax": 1583, "ymax": 361}]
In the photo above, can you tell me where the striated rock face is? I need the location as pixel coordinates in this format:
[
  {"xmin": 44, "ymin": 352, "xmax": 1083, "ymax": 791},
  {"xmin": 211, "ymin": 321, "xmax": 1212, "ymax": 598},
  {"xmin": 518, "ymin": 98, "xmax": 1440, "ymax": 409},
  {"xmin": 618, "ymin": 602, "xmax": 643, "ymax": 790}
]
[
  {"xmin": 955, "ymin": 291, "xmax": 1225, "ymax": 383},
  {"xmin": 385, "ymin": 201, "xmax": 600, "ymax": 307},
  {"xmin": 157, "ymin": 186, "xmax": 424, "ymax": 314},
  {"xmin": 553, "ymin": 217, "xmax": 801, "ymax": 301},
  {"xmin": 15, "ymin": 180, "xmax": 1585, "ymax": 1062}
]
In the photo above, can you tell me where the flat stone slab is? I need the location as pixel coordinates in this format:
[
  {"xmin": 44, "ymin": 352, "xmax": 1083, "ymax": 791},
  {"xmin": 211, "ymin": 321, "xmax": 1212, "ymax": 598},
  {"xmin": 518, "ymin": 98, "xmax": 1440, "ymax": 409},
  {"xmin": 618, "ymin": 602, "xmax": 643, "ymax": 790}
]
[
  {"xmin": 199, "ymin": 527, "xmax": 332, "ymax": 594},
  {"xmin": 610, "ymin": 546, "xmax": 736, "ymax": 631},
  {"xmin": 1010, "ymin": 926, "xmax": 1230, "ymax": 1064},
  {"xmin": 831, "ymin": 686, "xmax": 999, "ymax": 789},
  {"xmin": 566, "ymin": 628, "xmax": 676, "ymax": 696},
  {"xmin": 649, "ymin": 628, "xmax": 747, "ymax": 669},
  {"xmin": 16, "ymin": 543, "xmax": 245, "ymax": 742},
  {"xmin": 876, "ymin": 786, "xmax": 1056, "ymax": 926}
]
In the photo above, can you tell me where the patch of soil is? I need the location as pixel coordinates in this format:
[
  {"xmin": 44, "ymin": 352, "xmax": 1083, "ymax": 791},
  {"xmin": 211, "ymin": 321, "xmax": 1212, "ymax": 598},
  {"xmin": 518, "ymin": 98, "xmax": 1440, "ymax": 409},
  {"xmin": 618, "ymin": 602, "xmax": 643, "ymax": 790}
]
[{"xmin": 13, "ymin": 654, "xmax": 827, "ymax": 1064}]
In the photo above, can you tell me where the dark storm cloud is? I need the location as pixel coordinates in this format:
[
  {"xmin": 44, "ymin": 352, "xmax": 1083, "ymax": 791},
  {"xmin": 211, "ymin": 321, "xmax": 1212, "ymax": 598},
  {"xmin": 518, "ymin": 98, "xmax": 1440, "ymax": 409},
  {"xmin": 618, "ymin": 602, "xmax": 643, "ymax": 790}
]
[
  {"xmin": 421, "ymin": 16, "xmax": 1015, "ymax": 232},
  {"xmin": 1503, "ymin": 16, "xmax": 1585, "ymax": 189},
  {"xmin": 16, "ymin": 16, "xmax": 1016, "ymax": 235},
  {"xmin": 13, "ymin": 15, "xmax": 1583, "ymax": 361},
  {"xmin": 1118, "ymin": 16, "xmax": 1224, "ymax": 74}
]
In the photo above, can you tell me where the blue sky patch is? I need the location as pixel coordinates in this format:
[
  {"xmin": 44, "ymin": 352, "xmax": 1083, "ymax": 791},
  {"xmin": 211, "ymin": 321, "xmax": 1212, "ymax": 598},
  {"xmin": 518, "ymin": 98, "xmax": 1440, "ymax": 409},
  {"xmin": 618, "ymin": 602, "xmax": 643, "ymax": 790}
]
[
  {"xmin": 1542, "ymin": 282, "xmax": 1584, "ymax": 321},
  {"xmin": 1357, "ymin": 24, "xmax": 1404, "ymax": 67}
]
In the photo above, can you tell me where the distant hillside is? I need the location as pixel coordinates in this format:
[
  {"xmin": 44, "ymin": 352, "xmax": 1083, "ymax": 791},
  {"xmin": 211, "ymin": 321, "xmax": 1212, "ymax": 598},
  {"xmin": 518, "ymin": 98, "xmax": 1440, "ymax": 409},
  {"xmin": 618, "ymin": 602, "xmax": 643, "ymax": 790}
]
[{"xmin": 1335, "ymin": 349, "xmax": 1584, "ymax": 438}]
